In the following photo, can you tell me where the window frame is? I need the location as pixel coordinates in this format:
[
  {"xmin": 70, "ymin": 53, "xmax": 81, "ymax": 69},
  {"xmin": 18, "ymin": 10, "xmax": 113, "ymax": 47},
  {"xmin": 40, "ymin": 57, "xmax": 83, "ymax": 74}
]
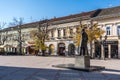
[{"xmin": 106, "ymin": 26, "xmax": 111, "ymax": 35}]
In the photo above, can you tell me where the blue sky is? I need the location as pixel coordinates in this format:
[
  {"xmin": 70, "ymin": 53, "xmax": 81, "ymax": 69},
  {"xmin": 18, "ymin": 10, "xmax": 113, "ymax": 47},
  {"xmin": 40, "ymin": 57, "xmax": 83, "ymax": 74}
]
[{"xmin": 0, "ymin": 0, "xmax": 120, "ymax": 26}]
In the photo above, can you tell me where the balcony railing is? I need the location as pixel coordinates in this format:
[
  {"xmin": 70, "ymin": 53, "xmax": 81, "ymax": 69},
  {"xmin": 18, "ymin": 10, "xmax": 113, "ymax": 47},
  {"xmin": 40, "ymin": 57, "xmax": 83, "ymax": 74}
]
[
  {"xmin": 63, "ymin": 36, "xmax": 67, "ymax": 39},
  {"xmin": 57, "ymin": 36, "xmax": 62, "ymax": 39},
  {"xmin": 51, "ymin": 37, "xmax": 55, "ymax": 40},
  {"xmin": 69, "ymin": 35, "xmax": 73, "ymax": 38}
]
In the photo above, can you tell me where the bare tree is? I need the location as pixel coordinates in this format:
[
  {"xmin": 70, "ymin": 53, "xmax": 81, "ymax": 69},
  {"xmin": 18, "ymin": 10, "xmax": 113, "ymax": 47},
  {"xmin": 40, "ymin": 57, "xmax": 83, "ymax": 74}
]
[
  {"xmin": 0, "ymin": 22, "xmax": 8, "ymax": 45},
  {"xmin": 9, "ymin": 18, "xmax": 24, "ymax": 55},
  {"xmin": 30, "ymin": 19, "xmax": 52, "ymax": 56}
]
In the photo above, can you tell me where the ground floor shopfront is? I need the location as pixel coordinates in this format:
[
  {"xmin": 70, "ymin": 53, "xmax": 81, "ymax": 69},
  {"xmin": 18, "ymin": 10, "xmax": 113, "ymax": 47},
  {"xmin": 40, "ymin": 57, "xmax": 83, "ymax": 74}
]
[
  {"xmin": 0, "ymin": 40, "xmax": 76, "ymax": 56},
  {"xmin": 0, "ymin": 42, "xmax": 38, "ymax": 55},
  {"xmin": 47, "ymin": 40, "xmax": 120, "ymax": 59},
  {"xmin": 94, "ymin": 40, "xmax": 119, "ymax": 59},
  {"xmin": 45, "ymin": 40, "xmax": 76, "ymax": 56},
  {"xmin": 0, "ymin": 40, "xmax": 120, "ymax": 59}
]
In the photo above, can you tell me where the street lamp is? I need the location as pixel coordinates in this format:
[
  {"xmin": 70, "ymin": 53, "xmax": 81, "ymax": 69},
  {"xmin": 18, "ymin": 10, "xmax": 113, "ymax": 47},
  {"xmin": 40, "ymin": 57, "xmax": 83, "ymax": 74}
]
[{"xmin": 100, "ymin": 35, "xmax": 107, "ymax": 60}]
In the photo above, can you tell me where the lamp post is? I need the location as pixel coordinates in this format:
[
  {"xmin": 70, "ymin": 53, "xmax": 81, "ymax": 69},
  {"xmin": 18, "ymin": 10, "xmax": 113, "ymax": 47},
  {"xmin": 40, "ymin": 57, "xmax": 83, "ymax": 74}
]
[{"xmin": 100, "ymin": 35, "xmax": 107, "ymax": 60}]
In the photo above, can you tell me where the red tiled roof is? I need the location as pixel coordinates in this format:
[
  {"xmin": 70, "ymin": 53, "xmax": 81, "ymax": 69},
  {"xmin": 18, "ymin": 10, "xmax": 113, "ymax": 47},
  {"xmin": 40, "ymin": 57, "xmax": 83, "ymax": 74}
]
[{"xmin": 50, "ymin": 10, "xmax": 97, "ymax": 22}]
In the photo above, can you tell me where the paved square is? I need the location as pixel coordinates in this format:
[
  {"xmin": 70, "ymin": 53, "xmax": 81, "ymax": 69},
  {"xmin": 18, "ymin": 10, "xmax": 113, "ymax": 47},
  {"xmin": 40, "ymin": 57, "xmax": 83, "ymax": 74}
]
[{"xmin": 0, "ymin": 56, "xmax": 119, "ymax": 80}]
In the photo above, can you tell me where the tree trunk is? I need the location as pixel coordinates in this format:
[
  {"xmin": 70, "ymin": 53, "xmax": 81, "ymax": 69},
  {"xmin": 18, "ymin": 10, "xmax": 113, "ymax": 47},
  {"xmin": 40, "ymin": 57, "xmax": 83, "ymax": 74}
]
[
  {"xmin": 42, "ymin": 50, "xmax": 45, "ymax": 56},
  {"xmin": 90, "ymin": 41, "xmax": 93, "ymax": 58}
]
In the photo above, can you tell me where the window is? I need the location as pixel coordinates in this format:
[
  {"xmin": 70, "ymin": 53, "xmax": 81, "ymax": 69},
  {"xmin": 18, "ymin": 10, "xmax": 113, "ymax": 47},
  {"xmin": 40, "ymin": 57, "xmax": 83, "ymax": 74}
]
[
  {"xmin": 106, "ymin": 27, "xmax": 110, "ymax": 35},
  {"xmin": 8, "ymin": 34, "xmax": 12, "ymax": 41},
  {"xmin": 63, "ymin": 29, "xmax": 66, "ymax": 37},
  {"xmin": 117, "ymin": 26, "xmax": 120, "ymax": 36},
  {"xmin": 51, "ymin": 30, "xmax": 54, "ymax": 37},
  {"xmin": 70, "ymin": 28, "xmax": 73, "ymax": 35},
  {"xmin": 58, "ymin": 29, "xmax": 61, "ymax": 38},
  {"xmin": 76, "ymin": 27, "xmax": 80, "ymax": 33},
  {"xmin": 13, "ymin": 35, "xmax": 16, "ymax": 40}
]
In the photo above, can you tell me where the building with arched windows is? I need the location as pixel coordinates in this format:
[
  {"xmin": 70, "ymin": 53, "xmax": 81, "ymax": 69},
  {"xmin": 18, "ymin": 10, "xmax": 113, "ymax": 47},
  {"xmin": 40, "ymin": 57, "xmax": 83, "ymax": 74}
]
[{"xmin": 1, "ymin": 6, "xmax": 120, "ymax": 59}]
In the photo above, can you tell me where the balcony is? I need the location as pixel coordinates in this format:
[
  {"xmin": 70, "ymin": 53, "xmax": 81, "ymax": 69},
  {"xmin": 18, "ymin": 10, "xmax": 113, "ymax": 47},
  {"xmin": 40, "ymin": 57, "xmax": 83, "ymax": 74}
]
[
  {"xmin": 51, "ymin": 37, "xmax": 55, "ymax": 40},
  {"xmin": 69, "ymin": 36, "xmax": 73, "ymax": 38},
  {"xmin": 63, "ymin": 36, "xmax": 67, "ymax": 39},
  {"xmin": 57, "ymin": 36, "xmax": 62, "ymax": 39},
  {"xmin": 64, "ymin": 35, "xmax": 72, "ymax": 39}
]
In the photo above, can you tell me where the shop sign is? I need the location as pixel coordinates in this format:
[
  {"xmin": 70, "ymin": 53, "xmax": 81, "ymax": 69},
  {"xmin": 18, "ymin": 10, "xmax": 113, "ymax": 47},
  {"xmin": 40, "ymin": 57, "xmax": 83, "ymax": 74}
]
[{"xmin": 104, "ymin": 41, "xmax": 118, "ymax": 44}]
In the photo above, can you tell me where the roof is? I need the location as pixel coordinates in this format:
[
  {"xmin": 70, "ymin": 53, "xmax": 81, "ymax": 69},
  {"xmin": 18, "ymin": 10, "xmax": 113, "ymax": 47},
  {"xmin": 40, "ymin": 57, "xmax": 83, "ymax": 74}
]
[
  {"xmin": 97, "ymin": 6, "xmax": 120, "ymax": 16},
  {"xmin": 2, "ymin": 6, "xmax": 120, "ymax": 31},
  {"xmin": 50, "ymin": 10, "xmax": 97, "ymax": 22},
  {"xmin": 1, "ymin": 10, "xmax": 98, "ymax": 31}
]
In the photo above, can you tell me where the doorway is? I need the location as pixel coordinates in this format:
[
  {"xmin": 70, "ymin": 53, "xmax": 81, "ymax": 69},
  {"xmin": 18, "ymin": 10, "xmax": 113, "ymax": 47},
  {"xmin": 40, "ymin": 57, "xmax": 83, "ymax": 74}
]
[
  {"xmin": 111, "ymin": 45, "xmax": 118, "ymax": 58},
  {"xmin": 68, "ymin": 43, "xmax": 75, "ymax": 56},
  {"xmin": 95, "ymin": 42, "xmax": 101, "ymax": 58},
  {"xmin": 58, "ymin": 43, "xmax": 65, "ymax": 56},
  {"xmin": 49, "ymin": 44, "xmax": 55, "ymax": 55}
]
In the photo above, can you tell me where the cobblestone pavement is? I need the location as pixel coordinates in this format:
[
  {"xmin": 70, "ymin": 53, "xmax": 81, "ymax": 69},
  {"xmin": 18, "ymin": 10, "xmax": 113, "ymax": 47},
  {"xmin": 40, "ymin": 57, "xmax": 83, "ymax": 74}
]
[{"xmin": 0, "ymin": 56, "xmax": 119, "ymax": 80}]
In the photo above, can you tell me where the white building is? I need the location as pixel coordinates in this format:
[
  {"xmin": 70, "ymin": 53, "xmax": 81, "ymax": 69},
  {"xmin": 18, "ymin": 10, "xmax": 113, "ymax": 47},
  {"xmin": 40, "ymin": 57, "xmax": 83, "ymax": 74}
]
[{"xmin": 0, "ymin": 6, "xmax": 120, "ymax": 59}]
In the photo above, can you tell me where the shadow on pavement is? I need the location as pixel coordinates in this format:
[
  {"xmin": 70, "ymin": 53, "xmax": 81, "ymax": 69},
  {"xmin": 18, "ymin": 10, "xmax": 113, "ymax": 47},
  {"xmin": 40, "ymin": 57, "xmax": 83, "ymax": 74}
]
[
  {"xmin": 104, "ymin": 69, "xmax": 120, "ymax": 72},
  {"xmin": 0, "ymin": 66, "xmax": 119, "ymax": 80}
]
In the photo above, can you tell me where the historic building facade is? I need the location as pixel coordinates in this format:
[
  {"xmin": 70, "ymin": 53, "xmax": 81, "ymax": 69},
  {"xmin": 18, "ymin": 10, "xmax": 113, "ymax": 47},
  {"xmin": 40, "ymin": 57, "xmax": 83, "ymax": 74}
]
[
  {"xmin": 0, "ymin": 6, "xmax": 120, "ymax": 59},
  {"xmin": 92, "ymin": 6, "xmax": 120, "ymax": 59}
]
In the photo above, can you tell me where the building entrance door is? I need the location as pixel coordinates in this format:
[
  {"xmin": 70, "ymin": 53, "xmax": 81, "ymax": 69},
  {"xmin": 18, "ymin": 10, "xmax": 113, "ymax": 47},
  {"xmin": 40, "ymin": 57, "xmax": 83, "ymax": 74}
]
[
  {"xmin": 95, "ymin": 42, "xmax": 101, "ymax": 58},
  {"xmin": 111, "ymin": 45, "xmax": 118, "ymax": 58},
  {"xmin": 49, "ymin": 44, "xmax": 55, "ymax": 55},
  {"xmin": 58, "ymin": 43, "xmax": 65, "ymax": 56},
  {"xmin": 68, "ymin": 43, "xmax": 75, "ymax": 56}
]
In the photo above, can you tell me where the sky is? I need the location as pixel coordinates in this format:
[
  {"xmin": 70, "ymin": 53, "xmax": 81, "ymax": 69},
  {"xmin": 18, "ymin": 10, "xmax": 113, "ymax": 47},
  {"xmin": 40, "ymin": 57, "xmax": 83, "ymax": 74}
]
[{"xmin": 0, "ymin": 0, "xmax": 120, "ymax": 27}]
